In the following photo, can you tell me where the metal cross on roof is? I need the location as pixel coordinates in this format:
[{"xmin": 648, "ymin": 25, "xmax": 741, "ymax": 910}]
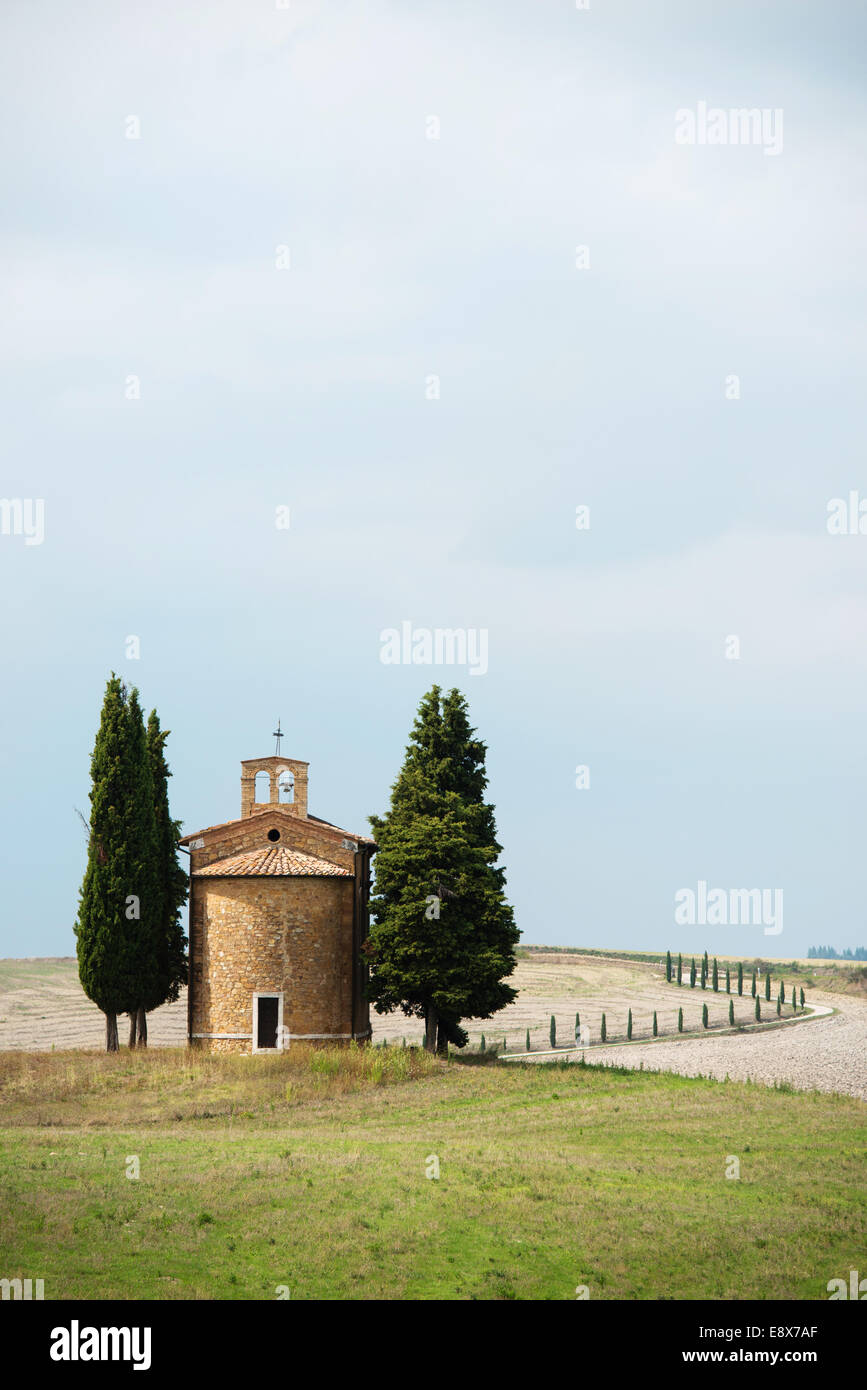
[{"xmin": 272, "ymin": 720, "xmax": 283, "ymax": 755}]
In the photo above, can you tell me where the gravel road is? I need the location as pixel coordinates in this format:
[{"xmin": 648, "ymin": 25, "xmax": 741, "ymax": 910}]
[{"xmin": 530, "ymin": 994, "xmax": 867, "ymax": 1100}]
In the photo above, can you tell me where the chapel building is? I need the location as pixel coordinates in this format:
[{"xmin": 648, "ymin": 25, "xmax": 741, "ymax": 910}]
[{"xmin": 180, "ymin": 750, "xmax": 376, "ymax": 1053}]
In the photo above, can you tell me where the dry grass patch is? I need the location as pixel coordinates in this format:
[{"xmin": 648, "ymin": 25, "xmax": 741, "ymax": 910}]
[{"xmin": 0, "ymin": 1043, "xmax": 441, "ymax": 1127}]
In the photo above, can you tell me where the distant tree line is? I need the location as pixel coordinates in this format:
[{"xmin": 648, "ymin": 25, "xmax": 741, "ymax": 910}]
[{"xmin": 807, "ymin": 945, "xmax": 867, "ymax": 960}]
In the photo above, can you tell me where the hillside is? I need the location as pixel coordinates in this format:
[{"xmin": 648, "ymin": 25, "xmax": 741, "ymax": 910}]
[{"xmin": 0, "ymin": 1045, "xmax": 864, "ymax": 1300}]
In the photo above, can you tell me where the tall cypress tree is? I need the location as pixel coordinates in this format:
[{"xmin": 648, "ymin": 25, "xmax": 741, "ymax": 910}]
[
  {"xmin": 677, "ymin": 953, "xmax": 682, "ymax": 986},
  {"xmin": 122, "ymin": 688, "xmax": 161, "ymax": 1044},
  {"xmin": 665, "ymin": 950, "xmax": 672, "ymax": 982},
  {"xmin": 366, "ymin": 687, "xmax": 518, "ymax": 1053},
  {"xmin": 75, "ymin": 677, "xmax": 157, "ymax": 1051},
  {"xmin": 690, "ymin": 958, "xmax": 696, "ymax": 988},
  {"xmin": 712, "ymin": 958, "xmax": 719, "ymax": 992},
  {"xmin": 127, "ymin": 710, "xmax": 189, "ymax": 1046},
  {"xmin": 737, "ymin": 961, "xmax": 743, "ymax": 996}
]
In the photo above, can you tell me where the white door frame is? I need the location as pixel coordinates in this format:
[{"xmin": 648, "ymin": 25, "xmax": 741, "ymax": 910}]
[{"xmin": 252, "ymin": 991, "xmax": 284, "ymax": 1053}]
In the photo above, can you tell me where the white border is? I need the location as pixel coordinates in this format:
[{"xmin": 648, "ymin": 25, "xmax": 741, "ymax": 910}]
[
  {"xmin": 192, "ymin": 1032, "xmax": 252, "ymax": 1040},
  {"xmin": 191, "ymin": 1026, "xmax": 373, "ymax": 1043}
]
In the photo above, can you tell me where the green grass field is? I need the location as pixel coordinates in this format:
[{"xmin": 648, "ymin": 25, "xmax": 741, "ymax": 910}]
[{"xmin": 0, "ymin": 1046, "xmax": 863, "ymax": 1300}]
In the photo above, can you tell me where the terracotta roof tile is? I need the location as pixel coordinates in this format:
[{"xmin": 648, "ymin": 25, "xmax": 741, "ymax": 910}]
[{"xmin": 193, "ymin": 846, "xmax": 353, "ymax": 879}]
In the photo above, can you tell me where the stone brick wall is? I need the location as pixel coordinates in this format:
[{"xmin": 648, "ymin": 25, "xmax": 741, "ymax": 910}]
[
  {"xmin": 190, "ymin": 876, "xmax": 355, "ymax": 1053},
  {"xmin": 189, "ymin": 812, "xmax": 357, "ymax": 875}
]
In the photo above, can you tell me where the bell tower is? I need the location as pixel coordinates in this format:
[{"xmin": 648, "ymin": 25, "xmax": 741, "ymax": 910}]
[
  {"xmin": 239, "ymin": 719, "xmax": 309, "ymax": 818},
  {"xmin": 240, "ymin": 738, "xmax": 309, "ymax": 821},
  {"xmin": 240, "ymin": 756, "xmax": 309, "ymax": 818}
]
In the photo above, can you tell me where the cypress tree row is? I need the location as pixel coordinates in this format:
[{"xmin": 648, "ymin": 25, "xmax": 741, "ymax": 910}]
[
  {"xmin": 677, "ymin": 953, "xmax": 682, "ymax": 985},
  {"xmin": 366, "ymin": 686, "xmax": 519, "ymax": 1054},
  {"xmin": 779, "ymin": 979, "xmax": 785, "ymax": 1006},
  {"xmin": 701, "ymin": 951, "xmax": 708, "ymax": 988},
  {"xmin": 712, "ymin": 958, "xmax": 719, "ymax": 992},
  {"xmin": 665, "ymin": 950, "xmax": 672, "ymax": 982},
  {"xmin": 792, "ymin": 985, "xmax": 797, "ymax": 1010},
  {"xmin": 737, "ymin": 961, "xmax": 743, "ymax": 996},
  {"xmin": 765, "ymin": 971, "xmax": 772, "ymax": 1001},
  {"xmin": 690, "ymin": 958, "xmax": 696, "ymax": 988},
  {"xmin": 75, "ymin": 677, "xmax": 159, "ymax": 1052},
  {"xmin": 725, "ymin": 966, "xmax": 730, "ymax": 993}
]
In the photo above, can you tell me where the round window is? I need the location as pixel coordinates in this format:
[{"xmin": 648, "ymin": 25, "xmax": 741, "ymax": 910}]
[{"xmin": 267, "ymin": 829, "xmax": 281, "ymax": 842}]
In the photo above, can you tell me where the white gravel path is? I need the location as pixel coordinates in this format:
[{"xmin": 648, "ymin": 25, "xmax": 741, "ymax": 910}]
[{"xmin": 514, "ymin": 994, "xmax": 867, "ymax": 1100}]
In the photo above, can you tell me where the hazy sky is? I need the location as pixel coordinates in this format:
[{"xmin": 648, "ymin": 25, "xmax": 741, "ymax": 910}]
[{"xmin": 2, "ymin": 0, "xmax": 866, "ymax": 960}]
